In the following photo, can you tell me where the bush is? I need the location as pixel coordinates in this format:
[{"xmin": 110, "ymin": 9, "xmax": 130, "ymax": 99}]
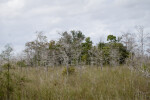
[
  {"xmin": 1, "ymin": 63, "xmax": 10, "ymax": 69},
  {"xmin": 62, "ymin": 66, "xmax": 75, "ymax": 75},
  {"xmin": 142, "ymin": 64, "xmax": 150, "ymax": 74},
  {"xmin": 0, "ymin": 71, "xmax": 28, "ymax": 100},
  {"xmin": 17, "ymin": 60, "xmax": 26, "ymax": 67}
]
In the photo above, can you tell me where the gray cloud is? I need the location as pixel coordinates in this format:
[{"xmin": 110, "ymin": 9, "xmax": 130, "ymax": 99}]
[{"xmin": 0, "ymin": 0, "xmax": 150, "ymax": 53}]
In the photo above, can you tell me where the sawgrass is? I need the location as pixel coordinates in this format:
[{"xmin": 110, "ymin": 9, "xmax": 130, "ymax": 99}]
[{"xmin": 0, "ymin": 66, "xmax": 150, "ymax": 100}]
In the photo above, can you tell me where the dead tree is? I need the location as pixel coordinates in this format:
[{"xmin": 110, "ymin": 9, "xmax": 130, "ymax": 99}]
[
  {"xmin": 147, "ymin": 37, "xmax": 150, "ymax": 55},
  {"xmin": 109, "ymin": 48, "xmax": 120, "ymax": 67},
  {"xmin": 135, "ymin": 26, "xmax": 149, "ymax": 66},
  {"xmin": 89, "ymin": 46, "xmax": 104, "ymax": 70},
  {"xmin": 24, "ymin": 32, "xmax": 48, "ymax": 68},
  {"xmin": 122, "ymin": 27, "xmax": 150, "ymax": 77},
  {"xmin": 121, "ymin": 32, "xmax": 137, "ymax": 68},
  {"xmin": 16, "ymin": 52, "xmax": 26, "ymax": 72}
]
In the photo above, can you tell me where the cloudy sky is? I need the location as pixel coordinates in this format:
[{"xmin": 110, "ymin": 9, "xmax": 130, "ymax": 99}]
[{"xmin": 0, "ymin": 0, "xmax": 150, "ymax": 53}]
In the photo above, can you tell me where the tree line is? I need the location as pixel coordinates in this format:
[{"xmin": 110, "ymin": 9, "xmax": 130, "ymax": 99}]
[
  {"xmin": 23, "ymin": 31, "xmax": 129, "ymax": 68},
  {"xmin": 0, "ymin": 26, "xmax": 150, "ymax": 77}
]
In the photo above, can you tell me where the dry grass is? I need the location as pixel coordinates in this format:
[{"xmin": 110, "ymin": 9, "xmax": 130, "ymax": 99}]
[{"xmin": 1, "ymin": 66, "xmax": 150, "ymax": 100}]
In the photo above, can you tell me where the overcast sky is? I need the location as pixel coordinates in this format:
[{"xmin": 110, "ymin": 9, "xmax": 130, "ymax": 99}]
[{"xmin": 0, "ymin": 0, "xmax": 150, "ymax": 53}]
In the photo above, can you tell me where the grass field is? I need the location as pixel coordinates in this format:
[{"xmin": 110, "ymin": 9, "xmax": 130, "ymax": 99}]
[{"xmin": 0, "ymin": 66, "xmax": 150, "ymax": 100}]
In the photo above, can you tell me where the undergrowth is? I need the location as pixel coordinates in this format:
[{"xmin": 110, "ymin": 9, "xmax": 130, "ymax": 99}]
[{"xmin": 0, "ymin": 66, "xmax": 149, "ymax": 100}]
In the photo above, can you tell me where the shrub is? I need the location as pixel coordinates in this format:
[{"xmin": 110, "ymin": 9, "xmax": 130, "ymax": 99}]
[
  {"xmin": 17, "ymin": 60, "xmax": 26, "ymax": 67},
  {"xmin": 62, "ymin": 66, "xmax": 75, "ymax": 75},
  {"xmin": 0, "ymin": 71, "xmax": 28, "ymax": 100},
  {"xmin": 1, "ymin": 63, "xmax": 10, "ymax": 69}
]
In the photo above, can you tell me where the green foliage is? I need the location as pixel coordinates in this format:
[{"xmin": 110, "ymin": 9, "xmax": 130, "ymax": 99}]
[
  {"xmin": 62, "ymin": 67, "xmax": 75, "ymax": 75},
  {"xmin": 81, "ymin": 54, "xmax": 88, "ymax": 62},
  {"xmin": 116, "ymin": 43, "xmax": 129, "ymax": 64},
  {"xmin": 83, "ymin": 37, "xmax": 93, "ymax": 49},
  {"xmin": 142, "ymin": 64, "xmax": 150, "ymax": 72},
  {"xmin": 98, "ymin": 42, "xmax": 105, "ymax": 49},
  {"xmin": 17, "ymin": 60, "xmax": 26, "ymax": 67},
  {"xmin": 81, "ymin": 37, "xmax": 93, "ymax": 64},
  {"xmin": 1, "ymin": 63, "xmax": 10, "ymax": 69},
  {"xmin": 102, "ymin": 46, "xmax": 110, "ymax": 64},
  {"xmin": 71, "ymin": 30, "xmax": 85, "ymax": 43},
  {"xmin": 0, "ymin": 71, "xmax": 27, "ymax": 100},
  {"xmin": 107, "ymin": 35, "xmax": 117, "ymax": 43},
  {"xmin": 24, "ymin": 30, "xmax": 130, "ymax": 67},
  {"xmin": 101, "ymin": 35, "xmax": 129, "ymax": 64},
  {"xmin": 142, "ymin": 64, "xmax": 147, "ymax": 71},
  {"xmin": 49, "ymin": 40, "xmax": 56, "ymax": 50},
  {"xmin": 1, "ymin": 63, "xmax": 15, "ymax": 69}
]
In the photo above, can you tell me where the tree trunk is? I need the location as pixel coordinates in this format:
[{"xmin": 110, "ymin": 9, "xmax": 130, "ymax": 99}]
[{"xmin": 66, "ymin": 63, "xmax": 69, "ymax": 76}]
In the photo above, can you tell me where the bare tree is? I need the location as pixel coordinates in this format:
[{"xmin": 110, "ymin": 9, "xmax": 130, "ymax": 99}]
[
  {"xmin": 24, "ymin": 32, "xmax": 49, "ymax": 68},
  {"xmin": 147, "ymin": 35, "xmax": 150, "ymax": 55},
  {"xmin": 89, "ymin": 45, "xmax": 104, "ymax": 70},
  {"xmin": 121, "ymin": 32, "xmax": 137, "ymax": 68},
  {"xmin": 121, "ymin": 26, "xmax": 150, "ymax": 77},
  {"xmin": 135, "ymin": 26, "xmax": 149, "ymax": 65},
  {"xmin": 122, "ymin": 32, "xmax": 135, "ymax": 51},
  {"xmin": 110, "ymin": 48, "xmax": 120, "ymax": 67},
  {"xmin": 16, "ymin": 52, "xmax": 26, "ymax": 72}
]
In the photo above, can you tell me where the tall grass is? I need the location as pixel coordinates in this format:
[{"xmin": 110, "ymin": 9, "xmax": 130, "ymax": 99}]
[{"xmin": 0, "ymin": 66, "xmax": 150, "ymax": 100}]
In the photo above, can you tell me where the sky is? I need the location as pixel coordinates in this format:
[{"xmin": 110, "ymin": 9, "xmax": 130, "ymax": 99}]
[{"xmin": 0, "ymin": 0, "xmax": 150, "ymax": 53}]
